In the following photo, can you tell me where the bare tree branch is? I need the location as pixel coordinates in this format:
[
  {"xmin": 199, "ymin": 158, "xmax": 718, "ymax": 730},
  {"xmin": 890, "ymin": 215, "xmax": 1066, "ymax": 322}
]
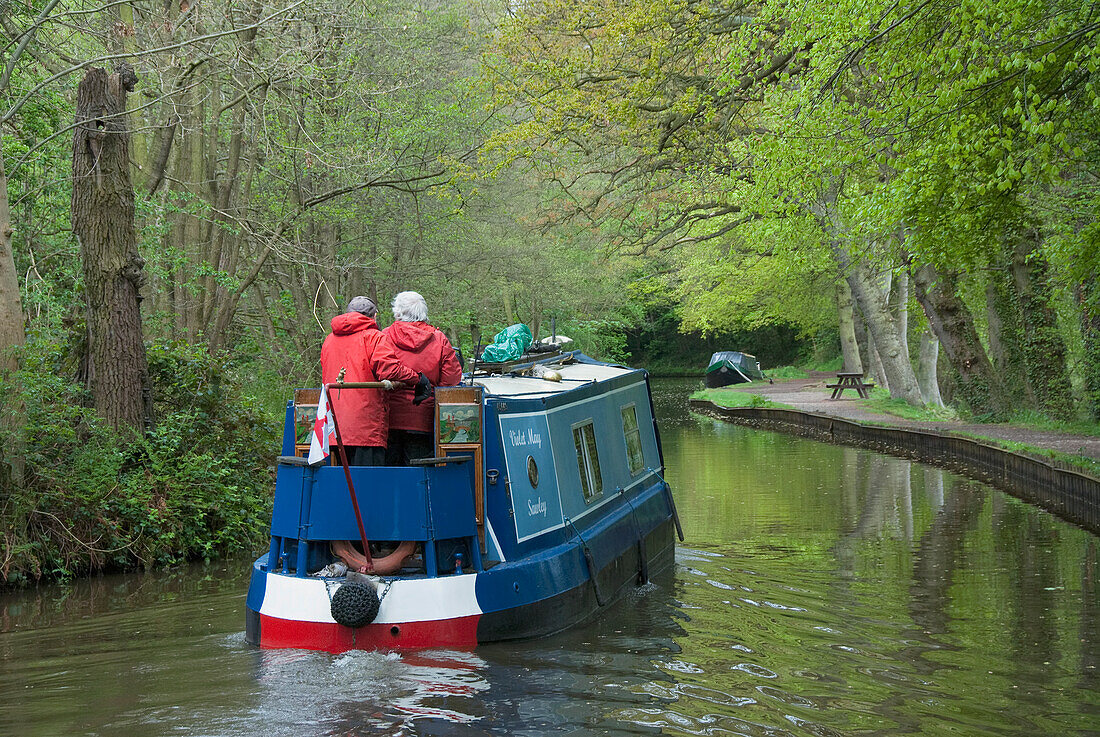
[{"xmin": 1, "ymin": 0, "xmax": 308, "ymax": 125}]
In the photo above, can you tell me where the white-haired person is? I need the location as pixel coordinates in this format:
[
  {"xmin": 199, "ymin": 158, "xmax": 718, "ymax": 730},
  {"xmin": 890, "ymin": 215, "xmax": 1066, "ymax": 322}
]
[
  {"xmin": 320, "ymin": 296, "xmax": 430, "ymax": 466},
  {"xmin": 382, "ymin": 291, "xmax": 463, "ymax": 464}
]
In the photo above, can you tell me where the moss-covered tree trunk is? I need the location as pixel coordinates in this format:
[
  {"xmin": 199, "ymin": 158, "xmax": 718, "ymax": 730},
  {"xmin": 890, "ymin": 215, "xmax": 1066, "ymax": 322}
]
[
  {"xmin": 71, "ymin": 65, "xmax": 152, "ymax": 433},
  {"xmin": 0, "ymin": 155, "xmax": 26, "ymax": 371},
  {"xmin": 1079, "ymin": 282, "xmax": 1100, "ymax": 421},
  {"xmin": 1009, "ymin": 228, "xmax": 1074, "ymax": 417},
  {"xmin": 985, "ymin": 272, "xmax": 1032, "ymax": 407},
  {"xmin": 0, "ymin": 153, "xmax": 27, "ymax": 491}
]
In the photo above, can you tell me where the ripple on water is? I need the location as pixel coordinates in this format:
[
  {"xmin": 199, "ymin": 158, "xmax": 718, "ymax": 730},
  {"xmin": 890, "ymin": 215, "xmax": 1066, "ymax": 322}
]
[{"xmin": 731, "ymin": 663, "xmax": 778, "ymax": 679}]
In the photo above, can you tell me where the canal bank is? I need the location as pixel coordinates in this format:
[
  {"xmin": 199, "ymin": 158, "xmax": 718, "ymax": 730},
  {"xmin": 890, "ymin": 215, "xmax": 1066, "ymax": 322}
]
[{"xmin": 690, "ymin": 377, "xmax": 1100, "ymax": 534}]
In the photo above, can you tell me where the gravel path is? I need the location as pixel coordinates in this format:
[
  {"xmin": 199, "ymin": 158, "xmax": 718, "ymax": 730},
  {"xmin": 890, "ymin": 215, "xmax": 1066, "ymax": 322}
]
[{"xmin": 716, "ymin": 377, "xmax": 1100, "ymax": 462}]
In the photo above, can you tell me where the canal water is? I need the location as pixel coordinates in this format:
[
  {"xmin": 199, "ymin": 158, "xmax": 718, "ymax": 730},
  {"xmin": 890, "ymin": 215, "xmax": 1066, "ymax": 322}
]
[{"xmin": 1, "ymin": 379, "xmax": 1097, "ymax": 736}]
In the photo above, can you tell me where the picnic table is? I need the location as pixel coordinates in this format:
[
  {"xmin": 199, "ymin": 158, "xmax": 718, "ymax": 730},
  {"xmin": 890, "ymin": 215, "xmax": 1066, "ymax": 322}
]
[{"xmin": 827, "ymin": 372, "xmax": 875, "ymax": 399}]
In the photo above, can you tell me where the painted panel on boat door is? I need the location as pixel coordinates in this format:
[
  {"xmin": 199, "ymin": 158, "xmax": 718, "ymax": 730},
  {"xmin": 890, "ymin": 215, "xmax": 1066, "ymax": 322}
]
[{"xmin": 498, "ymin": 413, "xmax": 563, "ymax": 542}]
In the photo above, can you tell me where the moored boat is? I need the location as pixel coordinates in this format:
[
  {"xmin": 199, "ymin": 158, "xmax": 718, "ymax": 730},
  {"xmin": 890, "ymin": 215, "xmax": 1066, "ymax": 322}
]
[
  {"xmin": 705, "ymin": 350, "xmax": 765, "ymax": 388},
  {"xmin": 245, "ymin": 351, "xmax": 681, "ymax": 652}
]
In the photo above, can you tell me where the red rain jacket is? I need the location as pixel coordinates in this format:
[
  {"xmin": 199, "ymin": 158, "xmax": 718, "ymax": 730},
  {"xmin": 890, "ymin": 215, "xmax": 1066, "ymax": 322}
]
[
  {"xmin": 382, "ymin": 320, "xmax": 463, "ymax": 433},
  {"xmin": 320, "ymin": 312, "xmax": 419, "ymax": 447}
]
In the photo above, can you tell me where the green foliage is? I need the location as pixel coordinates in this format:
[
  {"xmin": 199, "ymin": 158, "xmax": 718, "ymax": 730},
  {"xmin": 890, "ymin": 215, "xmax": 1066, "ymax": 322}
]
[
  {"xmin": 622, "ymin": 269, "xmax": 815, "ymax": 373},
  {"xmin": 674, "ymin": 217, "xmax": 839, "ymax": 338},
  {"xmin": 0, "ymin": 338, "xmax": 277, "ymax": 586},
  {"xmin": 486, "ymin": 0, "xmax": 1100, "ymax": 415},
  {"xmin": 562, "ymin": 318, "xmax": 633, "ymax": 363}
]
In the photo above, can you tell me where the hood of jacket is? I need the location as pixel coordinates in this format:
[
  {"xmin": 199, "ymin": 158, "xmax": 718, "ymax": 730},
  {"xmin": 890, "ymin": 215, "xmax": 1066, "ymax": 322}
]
[
  {"xmin": 385, "ymin": 320, "xmax": 438, "ymax": 352},
  {"xmin": 330, "ymin": 311, "xmax": 378, "ymax": 336}
]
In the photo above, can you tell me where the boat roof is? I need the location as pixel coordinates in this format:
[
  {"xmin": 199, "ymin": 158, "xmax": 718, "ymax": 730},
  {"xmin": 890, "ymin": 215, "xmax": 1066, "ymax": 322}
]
[
  {"xmin": 470, "ymin": 361, "xmax": 639, "ymax": 400},
  {"xmin": 709, "ymin": 350, "xmax": 755, "ymax": 364}
]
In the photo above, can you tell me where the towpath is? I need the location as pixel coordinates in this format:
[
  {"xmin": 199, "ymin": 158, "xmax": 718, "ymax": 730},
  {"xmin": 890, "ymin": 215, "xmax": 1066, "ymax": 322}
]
[{"xmin": 711, "ymin": 374, "xmax": 1100, "ymax": 463}]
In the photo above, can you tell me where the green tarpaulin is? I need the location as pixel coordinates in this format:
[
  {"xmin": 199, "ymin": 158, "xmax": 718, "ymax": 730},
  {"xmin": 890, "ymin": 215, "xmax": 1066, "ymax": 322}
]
[{"xmin": 480, "ymin": 324, "xmax": 533, "ymax": 362}]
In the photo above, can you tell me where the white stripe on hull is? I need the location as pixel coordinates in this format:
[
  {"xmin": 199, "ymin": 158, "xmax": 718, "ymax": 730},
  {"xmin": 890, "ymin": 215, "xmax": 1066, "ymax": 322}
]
[{"xmin": 259, "ymin": 571, "xmax": 482, "ymax": 624}]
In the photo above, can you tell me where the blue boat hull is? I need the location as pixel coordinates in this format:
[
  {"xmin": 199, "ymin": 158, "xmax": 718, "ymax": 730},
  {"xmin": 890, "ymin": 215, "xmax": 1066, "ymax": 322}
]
[
  {"xmin": 475, "ymin": 518, "xmax": 675, "ymax": 642},
  {"xmin": 245, "ymin": 355, "xmax": 679, "ymax": 651},
  {"xmin": 245, "ymin": 478, "xmax": 676, "ymax": 651}
]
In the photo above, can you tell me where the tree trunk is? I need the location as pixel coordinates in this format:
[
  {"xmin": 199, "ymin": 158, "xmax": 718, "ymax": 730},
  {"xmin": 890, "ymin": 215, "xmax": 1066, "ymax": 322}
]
[
  {"xmin": 836, "ymin": 277, "xmax": 862, "ymax": 373},
  {"xmin": 0, "ymin": 154, "xmax": 26, "ymax": 371},
  {"xmin": 916, "ymin": 328, "xmax": 944, "ymax": 407},
  {"xmin": 910, "ymin": 262, "xmax": 1010, "ymax": 416},
  {"xmin": 71, "ymin": 65, "xmax": 152, "ymax": 432},
  {"xmin": 986, "ymin": 282, "xmax": 1006, "ymax": 373},
  {"xmin": 446, "ymin": 326, "xmax": 462, "ymax": 350},
  {"xmin": 865, "ymin": 326, "xmax": 890, "ymax": 394},
  {"xmin": 864, "ymin": 267, "xmax": 893, "ymax": 394},
  {"xmin": 204, "ymin": 107, "xmax": 246, "ymax": 348},
  {"xmin": 209, "ymin": 89, "xmax": 266, "ymax": 350},
  {"xmin": 895, "ymin": 270, "xmax": 909, "ymax": 362},
  {"xmin": 837, "ymin": 252, "xmax": 921, "ymax": 404},
  {"xmin": 173, "ymin": 81, "xmax": 206, "ymax": 342},
  {"xmin": 1079, "ymin": 282, "xmax": 1100, "ymax": 420},
  {"xmin": 985, "ymin": 275, "xmax": 1029, "ymax": 403},
  {"xmin": 0, "ymin": 153, "xmax": 27, "ymax": 489},
  {"xmin": 1009, "ymin": 229, "xmax": 1074, "ymax": 417},
  {"xmin": 811, "ymin": 183, "xmax": 920, "ymax": 404},
  {"xmin": 503, "ymin": 285, "xmax": 516, "ymax": 325},
  {"xmin": 470, "ymin": 321, "xmax": 483, "ymax": 353},
  {"xmin": 116, "ymin": 2, "xmax": 149, "ymax": 188}
]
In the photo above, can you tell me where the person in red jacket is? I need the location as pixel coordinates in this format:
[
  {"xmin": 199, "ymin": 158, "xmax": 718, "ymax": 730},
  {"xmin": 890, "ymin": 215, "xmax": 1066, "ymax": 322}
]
[
  {"xmin": 320, "ymin": 296, "xmax": 429, "ymax": 466},
  {"xmin": 382, "ymin": 291, "xmax": 463, "ymax": 464}
]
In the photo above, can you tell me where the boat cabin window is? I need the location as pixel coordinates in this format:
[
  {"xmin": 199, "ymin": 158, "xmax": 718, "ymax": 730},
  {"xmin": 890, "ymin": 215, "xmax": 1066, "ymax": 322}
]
[
  {"xmin": 620, "ymin": 404, "xmax": 644, "ymax": 475},
  {"xmin": 572, "ymin": 420, "xmax": 603, "ymax": 502}
]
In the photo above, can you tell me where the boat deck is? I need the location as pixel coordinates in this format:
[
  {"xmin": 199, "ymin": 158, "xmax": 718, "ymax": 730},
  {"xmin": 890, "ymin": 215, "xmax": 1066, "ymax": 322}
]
[{"xmin": 470, "ymin": 361, "xmax": 637, "ymax": 399}]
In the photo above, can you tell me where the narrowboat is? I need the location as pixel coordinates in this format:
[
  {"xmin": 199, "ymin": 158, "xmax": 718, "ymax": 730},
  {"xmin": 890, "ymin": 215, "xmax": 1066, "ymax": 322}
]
[
  {"xmin": 705, "ymin": 350, "xmax": 766, "ymax": 388},
  {"xmin": 244, "ymin": 351, "xmax": 681, "ymax": 652}
]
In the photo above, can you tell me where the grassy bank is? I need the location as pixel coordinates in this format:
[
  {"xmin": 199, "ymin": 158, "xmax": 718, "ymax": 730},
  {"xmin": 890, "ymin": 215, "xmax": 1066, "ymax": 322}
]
[
  {"xmin": 0, "ymin": 339, "xmax": 277, "ymax": 588},
  {"xmin": 690, "ymin": 369, "xmax": 1100, "ymax": 477},
  {"xmin": 693, "ymin": 388, "xmax": 794, "ymax": 410}
]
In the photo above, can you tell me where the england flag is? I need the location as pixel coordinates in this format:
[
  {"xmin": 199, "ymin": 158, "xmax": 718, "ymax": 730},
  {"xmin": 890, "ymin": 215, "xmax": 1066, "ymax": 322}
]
[{"xmin": 307, "ymin": 384, "xmax": 336, "ymax": 465}]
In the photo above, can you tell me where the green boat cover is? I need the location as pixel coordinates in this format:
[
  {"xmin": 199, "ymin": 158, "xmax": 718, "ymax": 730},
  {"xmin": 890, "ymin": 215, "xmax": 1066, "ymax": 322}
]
[{"xmin": 480, "ymin": 323, "xmax": 534, "ymax": 362}]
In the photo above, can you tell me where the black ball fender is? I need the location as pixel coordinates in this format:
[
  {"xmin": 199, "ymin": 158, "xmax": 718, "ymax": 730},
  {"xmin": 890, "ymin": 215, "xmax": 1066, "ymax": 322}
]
[{"xmin": 330, "ymin": 582, "xmax": 380, "ymax": 628}]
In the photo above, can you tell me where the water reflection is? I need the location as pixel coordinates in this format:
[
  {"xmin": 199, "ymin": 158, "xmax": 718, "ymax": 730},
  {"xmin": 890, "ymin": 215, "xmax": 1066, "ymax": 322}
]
[
  {"xmin": 660, "ymin": 379, "xmax": 1100, "ymax": 736},
  {"xmin": 251, "ymin": 648, "xmax": 490, "ymax": 735},
  {"xmin": 0, "ymin": 378, "xmax": 1097, "ymax": 736}
]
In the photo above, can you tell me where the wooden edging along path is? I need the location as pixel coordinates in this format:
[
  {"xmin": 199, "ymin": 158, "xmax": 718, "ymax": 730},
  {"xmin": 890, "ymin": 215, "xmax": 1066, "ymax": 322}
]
[{"xmin": 688, "ymin": 399, "xmax": 1100, "ymax": 535}]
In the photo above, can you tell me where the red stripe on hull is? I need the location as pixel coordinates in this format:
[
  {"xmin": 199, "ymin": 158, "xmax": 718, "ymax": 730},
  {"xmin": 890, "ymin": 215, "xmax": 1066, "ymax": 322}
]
[{"xmin": 258, "ymin": 613, "xmax": 481, "ymax": 653}]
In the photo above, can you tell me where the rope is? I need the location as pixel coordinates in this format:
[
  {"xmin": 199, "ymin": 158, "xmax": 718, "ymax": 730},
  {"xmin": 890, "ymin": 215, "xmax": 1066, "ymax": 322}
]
[
  {"xmin": 565, "ymin": 517, "xmax": 607, "ymax": 607},
  {"xmin": 651, "ymin": 469, "xmax": 685, "ymax": 542}
]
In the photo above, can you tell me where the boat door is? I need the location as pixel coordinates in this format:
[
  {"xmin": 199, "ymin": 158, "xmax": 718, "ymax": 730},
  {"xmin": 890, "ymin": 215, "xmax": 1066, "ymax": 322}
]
[{"xmin": 434, "ymin": 385, "xmax": 485, "ymax": 551}]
